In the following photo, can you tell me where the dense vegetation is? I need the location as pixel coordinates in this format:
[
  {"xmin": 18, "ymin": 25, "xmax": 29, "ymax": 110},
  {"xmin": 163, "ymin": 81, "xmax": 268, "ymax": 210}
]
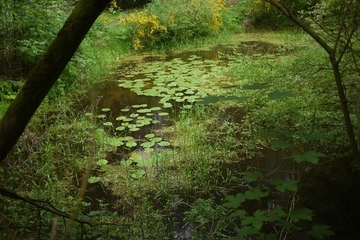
[{"xmin": 0, "ymin": 0, "xmax": 359, "ymax": 239}]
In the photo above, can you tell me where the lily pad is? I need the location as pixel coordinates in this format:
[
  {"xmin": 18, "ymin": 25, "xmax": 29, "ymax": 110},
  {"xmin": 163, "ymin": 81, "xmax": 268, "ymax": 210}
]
[
  {"xmin": 158, "ymin": 141, "xmax": 171, "ymax": 147},
  {"xmin": 102, "ymin": 108, "xmax": 111, "ymax": 112},
  {"xmin": 131, "ymin": 170, "xmax": 146, "ymax": 179},
  {"xmin": 141, "ymin": 141, "xmax": 155, "ymax": 148},
  {"xmin": 126, "ymin": 141, "xmax": 137, "ymax": 148},
  {"xmin": 88, "ymin": 176, "xmax": 101, "ymax": 184}
]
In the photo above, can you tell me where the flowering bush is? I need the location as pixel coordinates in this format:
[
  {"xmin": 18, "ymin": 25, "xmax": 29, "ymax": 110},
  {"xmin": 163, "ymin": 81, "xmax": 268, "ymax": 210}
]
[
  {"xmin": 119, "ymin": 11, "xmax": 167, "ymax": 50},
  {"xmin": 148, "ymin": 0, "xmax": 226, "ymax": 40}
]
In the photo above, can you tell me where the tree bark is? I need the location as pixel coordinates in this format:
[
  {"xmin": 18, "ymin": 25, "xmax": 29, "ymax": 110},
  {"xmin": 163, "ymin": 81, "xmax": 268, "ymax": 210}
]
[
  {"xmin": 266, "ymin": 0, "xmax": 360, "ymax": 168},
  {"xmin": 0, "ymin": 0, "xmax": 111, "ymax": 162}
]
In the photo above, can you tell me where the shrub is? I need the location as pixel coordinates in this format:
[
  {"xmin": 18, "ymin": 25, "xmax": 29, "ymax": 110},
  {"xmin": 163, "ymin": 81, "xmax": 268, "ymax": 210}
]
[
  {"xmin": 119, "ymin": 11, "xmax": 167, "ymax": 50},
  {"xmin": 148, "ymin": 0, "xmax": 225, "ymax": 40}
]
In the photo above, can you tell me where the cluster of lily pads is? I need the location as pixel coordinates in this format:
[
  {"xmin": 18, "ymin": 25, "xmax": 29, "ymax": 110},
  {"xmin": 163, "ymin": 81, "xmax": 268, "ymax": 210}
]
[
  {"xmin": 97, "ymin": 105, "xmax": 171, "ymax": 149},
  {"xmin": 118, "ymin": 55, "xmax": 228, "ymax": 108}
]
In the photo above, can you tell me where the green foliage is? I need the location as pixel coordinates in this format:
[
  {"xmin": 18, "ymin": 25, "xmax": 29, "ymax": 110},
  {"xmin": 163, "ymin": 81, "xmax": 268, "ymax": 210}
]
[{"xmin": 0, "ymin": 0, "xmax": 70, "ymax": 78}]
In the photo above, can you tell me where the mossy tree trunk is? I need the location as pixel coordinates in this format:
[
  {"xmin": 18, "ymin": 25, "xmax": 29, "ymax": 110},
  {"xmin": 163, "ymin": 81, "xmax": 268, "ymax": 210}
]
[{"xmin": 0, "ymin": 0, "xmax": 111, "ymax": 162}]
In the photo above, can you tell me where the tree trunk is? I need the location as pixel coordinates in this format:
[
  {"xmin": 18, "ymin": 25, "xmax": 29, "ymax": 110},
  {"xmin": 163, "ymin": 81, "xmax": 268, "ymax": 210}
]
[
  {"xmin": 0, "ymin": 0, "xmax": 111, "ymax": 162},
  {"xmin": 266, "ymin": 0, "xmax": 360, "ymax": 168}
]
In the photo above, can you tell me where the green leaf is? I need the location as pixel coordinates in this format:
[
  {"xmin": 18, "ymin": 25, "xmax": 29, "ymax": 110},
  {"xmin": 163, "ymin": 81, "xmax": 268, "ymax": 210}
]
[
  {"xmin": 243, "ymin": 171, "xmax": 263, "ymax": 181},
  {"xmin": 289, "ymin": 208, "xmax": 313, "ymax": 222},
  {"xmin": 88, "ymin": 176, "xmax": 101, "ymax": 184},
  {"xmin": 242, "ymin": 211, "xmax": 268, "ymax": 230},
  {"xmin": 270, "ymin": 140, "xmax": 290, "ymax": 150},
  {"xmin": 244, "ymin": 187, "xmax": 269, "ymax": 200},
  {"xmin": 126, "ymin": 141, "xmax": 137, "ymax": 148},
  {"xmin": 293, "ymin": 151, "xmax": 326, "ymax": 164},
  {"xmin": 269, "ymin": 177, "xmax": 298, "ymax": 192},
  {"xmin": 230, "ymin": 209, "xmax": 246, "ymax": 218},
  {"xmin": 223, "ymin": 193, "xmax": 246, "ymax": 209},
  {"xmin": 141, "ymin": 141, "xmax": 155, "ymax": 148},
  {"xmin": 97, "ymin": 159, "xmax": 108, "ymax": 166},
  {"xmin": 268, "ymin": 90, "xmax": 294, "ymax": 100},
  {"xmin": 145, "ymin": 133, "xmax": 155, "ymax": 139},
  {"xmin": 131, "ymin": 170, "xmax": 146, "ymax": 179},
  {"xmin": 158, "ymin": 141, "xmax": 171, "ymax": 147},
  {"xmin": 101, "ymin": 108, "xmax": 111, "ymax": 112},
  {"xmin": 308, "ymin": 225, "xmax": 334, "ymax": 239},
  {"xmin": 103, "ymin": 122, "xmax": 113, "ymax": 126}
]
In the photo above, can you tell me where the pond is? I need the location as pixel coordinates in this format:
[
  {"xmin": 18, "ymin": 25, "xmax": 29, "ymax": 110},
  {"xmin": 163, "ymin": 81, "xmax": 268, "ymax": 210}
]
[{"xmin": 77, "ymin": 41, "xmax": 360, "ymax": 239}]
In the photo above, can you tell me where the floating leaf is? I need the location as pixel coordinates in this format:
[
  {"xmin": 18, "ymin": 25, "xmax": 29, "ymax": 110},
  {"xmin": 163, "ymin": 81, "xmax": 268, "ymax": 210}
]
[
  {"xmin": 129, "ymin": 127, "xmax": 140, "ymax": 132},
  {"xmin": 103, "ymin": 122, "xmax": 113, "ymax": 126},
  {"xmin": 101, "ymin": 108, "xmax": 111, "ymax": 112},
  {"xmin": 152, "ymin": 137, "xmax": 162, "ymax": 143},
  {"xmin": 293, "ymin": 151, "xmax": 326, "ymax": 164},
  {"xmin": 141, "ymin": 141, "xmax": 155, "ymax": 148},
  {"xmin": 97, "ymin": 159, "xmax": 108, "ymax": 166},
  {"xmin": 116, "ymin": 116, "xmax": 126, "ymax": 121},
  {"xmin": 106, "ymin": 137, "xmax": 124, "ymax": 147},
  {"xmin": 130, "ymin": 113, "xmax": 139, "ymax": 118},
  {"xmin": 126, "ymin": 141, "xmax": 137, "ymax": 148},
  {"xmin": 131, "ymin": 170, "xmax": 146, "ymax": 179},
  {"xmin": 137, "ymin": 108, "xmax": 152, "ymax": 113},
  {"xmin": 158, "ymin": 141, "xmax": 171, "ymax": 147},
  {"xmin": 145, "ymin": 133, "xmax": 155, "ymax": 139},
  {"xmin": 97, "ymin": 114, "xmax": 106, "ymax": 119},
  {"xmin": 268, "ymin": 90, "xmax": 294, "ymax": 100},
  {"xmin": 88, "ymin": 176, "xmax": 101, "ymax": 184},
  {"xmin": 150, "ymin": 106, "xmax": 161, "ymax": 111},
  {"xmin": 116, "ymin": 126, "xmax": 126, "ymax": 131},
  {"xmin": 120, "ymin": 108, "xmax": 130, "ymax": 112},
  {"xmin": 158, "ymin": 112, "xmax": 169, "ymax": 116}
]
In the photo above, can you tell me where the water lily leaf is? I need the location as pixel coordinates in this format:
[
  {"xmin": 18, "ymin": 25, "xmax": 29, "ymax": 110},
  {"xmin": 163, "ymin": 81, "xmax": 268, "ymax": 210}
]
[
  {"xmin": 88, "ymin": 176, "xmax": 101, "ymax": 184},
  {"xmin": 163, "ymin": 103, "xmax": 173, "ymax": 108},
  {"xmin": 243, "ymin": 83, "xmax": 271, "ymax": 90},
  {"xmin": 137, "ymin": 108, "xmax": 152, "ymax": 113},
  {"xmin": 129, "ymin": 127, "xmax": 140, "ymax": 132},
  {"xmin": 106, "ymin": 137, "xmax": 124, "ymax": 147},
  {"xmin": 103, "ymin": 122, "xmax": 113, "ymax": 126},
  {"xmin": 97, "ymin": 159, "xmax": 108, "ymax": 166},
  {"xmin": 123, "ymin": 117, "xmax": 133, "ymax": 122},
  {"xmin": 101, "ymin": 108, "xmax": 111, "ymax": 112},
  {"xmin": 116, "ymin": 126, "xmax": 125, "ymax": 131},
  {"xmin": 126, "ymin": 141, "xmax": 137, "ymax": 148},
  {"xmin": 131, "ymin": 170, "xmax": 146, "ymax": 179},
  {"xmin": 116, "ymin": 116, "xmax": 126, "ymax": 121},
  {"xmin": 145, "ymin": 133, "xmax": 155, "ymax": 139},
  {"xmin": 130, "ymin": 113, "xmax": 139, "ymax": 118},
  {"xmin": 150, "ymin": 106, "xmax": 161, "ymax": 111},
  {"xmin": 120, "ymin": 108, "xmax": 130, "ymax": 112},
  {"xmin": 152, "ymin": 120, "xmax": 160, "ymax": 124},
  {"xmin": 293, "ymin": 151, "xmax": 326, "ymax": 164},
  {"xmin": 268, "ymin": 90, "xmax": 294, "ymax": 100},
  {"xmin": 158, "ymin": 141, "xmax": 171, "ymax": 147},
  {"xmin": 152, "ymin": 137, "xmax": 162, "ymax": 143},
  {"xmin": 141, "ymin": 141, "xmax": 155, "ymax": 148},
  {"xmin": 158, "ymin": 112, "xmax": 169, "ymax": 116},
  {"xmin": 97, "ymin": 114, "xmax": 106, "ymax": 119}
]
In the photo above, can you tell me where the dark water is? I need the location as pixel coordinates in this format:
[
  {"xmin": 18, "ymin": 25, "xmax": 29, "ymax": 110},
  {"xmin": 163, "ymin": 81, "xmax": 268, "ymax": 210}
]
[{"xmin": 78, "ymin": 41, "xmax": 360, "ymax": 239}]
